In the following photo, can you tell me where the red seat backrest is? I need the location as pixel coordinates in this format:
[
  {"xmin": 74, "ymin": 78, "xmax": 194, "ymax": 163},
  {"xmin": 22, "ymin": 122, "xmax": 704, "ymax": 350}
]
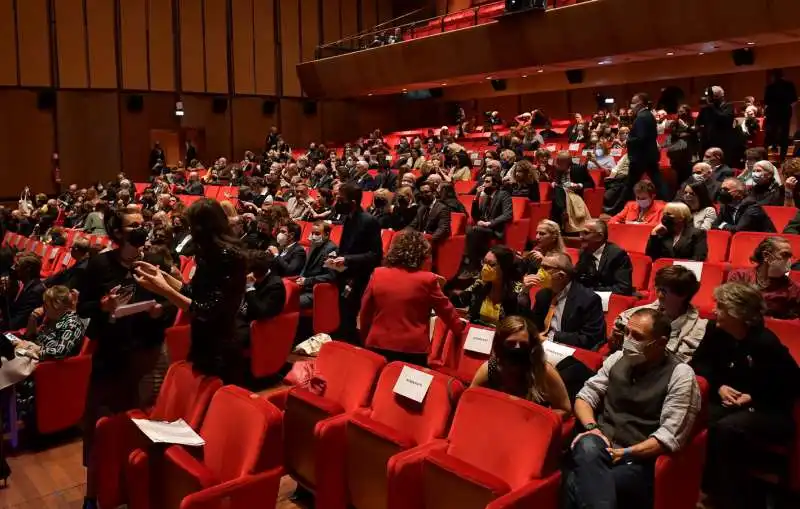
[
  {"xmin": 763, "ymin": 206, "xmax": 797, "ymax": 233},
  {"xmin": 445, "ymin": 388, "xmax": 561, "ymax": 488},
  {"xmin": 367, "ymin": 362, "xmax": 463, "ymax": 446},
  {"xmin": 729, "ymin": 232, "xmax": 800, "ymax": 266},
  {"xmin": 330, "ymin": 224, "xmax": 343, "ymax": 245},
  {"xmin": 283, "ymin": 279, "xmax": 300, "ymax": 313},
  {"xmin": 766, "ymin": 318, "xmax": 800, "ymax": 363},
  {"xmin": 608, "ymin": 223, "xmax": 652, "ymax": 254},
  {"xmin": 628, "ymin": 252, "xmax": 652, "ymax": 290},
  {"xmin": 313, "ymin": 341, "xmax": 387, "ymax": 412},
  {"xmin": 606, "ymin": 294, "xmax": 639, "ymax": 338},
  {"xmin": 705, "ymin": 229, "xmax": 731, "ymax": 263},
  {"xmin": 381, "ymin": 229, "xmax": 395, "ymax": 253},
  {"xmin": 511, "ymin": 197, "xmax": 529, "ymax": 221},
  {"xmin": 149, "ymin": 361, "xmax": 223, "ymax": 428},
  {"xmin": 457, "ymin": 194, "xmax": 474, "ymax": 212},
  {"xmin": 648, "ymin": 259, "xmax": 725, "ymax": 313},
  {"xmin": 451, "ymin": 213, "xmax": 467, "ymax": 235}
]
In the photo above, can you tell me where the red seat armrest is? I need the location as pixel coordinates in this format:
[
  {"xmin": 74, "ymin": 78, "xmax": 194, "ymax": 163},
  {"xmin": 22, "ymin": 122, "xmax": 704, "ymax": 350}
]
[
  {"xmin": 425, "ymin": 449, "xmax": 511, "ymax": 496},
  {"xmin": 165, "ymin": 445, "xmax": 220, "ymax": 491},
  {"xmin": 486, "ymin": 472, "xmax": 562, "ymax": 509},
  {"xmin": 289, "ymin": 386, "xmax": 346, "ymax": 416},
  {"xmin": 349, "ymin": 412, "xmax": 417, "ymax": 449},
  {"xmin": 181, "ymin": 467, "xmax": 284, "ymax": 509},
  {"xmin": 387, "ymin": 440, "xmax": 449, "ymax": 509},
  {"xmin": 265, "ymin": 387, "xmax": 291, "ymax": 411}
]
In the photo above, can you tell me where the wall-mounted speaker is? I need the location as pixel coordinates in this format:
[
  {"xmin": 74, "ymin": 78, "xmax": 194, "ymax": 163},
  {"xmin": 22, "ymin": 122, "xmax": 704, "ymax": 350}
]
[
  {"xmin": 429, "ymin": 87, "xmax": 444, "ymax": 99},
  {"xmin": 303, "ymin": 101, "xmax": 317, "ymax": 115},
  {"xmin": 37, "ymin": 89, "xmax": 56, "ymax": 110},
  {"xmin": 565, "ymin": 69, "xmax": 584, "ymax": 85},
  {"xmin": 732, "ymin": 48, "xmax": 755, "ymax": 66},
  {"xmin": 126, "ymin": 94, "xmax": 144, "ymax": 113},
  {"xmin": 262, "ymin": 100, "xmax": 276, "ymax": 115},
  {"xmin": 211, "ymin": 97, "xmax": 228, "ymax": 114},
  {"xmin": 490, "ymin": 79, "xmax": 507, "ymax": 91}
]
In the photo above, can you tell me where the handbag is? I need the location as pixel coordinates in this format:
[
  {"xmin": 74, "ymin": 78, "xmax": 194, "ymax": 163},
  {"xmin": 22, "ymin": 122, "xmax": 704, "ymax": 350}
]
[{"xmin": 283, "ymin": 360, "xmax": 327, "ymax": 397}]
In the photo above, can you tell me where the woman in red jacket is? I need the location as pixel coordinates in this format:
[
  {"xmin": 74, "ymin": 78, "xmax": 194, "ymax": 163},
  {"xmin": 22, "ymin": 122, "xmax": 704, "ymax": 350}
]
[{"xmin": 359, "ymin": 230, "xmax": 464, "ymax": 366}]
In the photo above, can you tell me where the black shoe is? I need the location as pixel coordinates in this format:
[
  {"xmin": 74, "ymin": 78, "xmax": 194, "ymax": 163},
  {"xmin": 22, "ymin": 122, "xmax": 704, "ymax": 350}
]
[
  {"xmin": 82, "ymin": 497, "xmax": 97, "ymax": 509},
  {"xmin": 289, "ymin": 485, "xmax": 314, "ymax": 503}
]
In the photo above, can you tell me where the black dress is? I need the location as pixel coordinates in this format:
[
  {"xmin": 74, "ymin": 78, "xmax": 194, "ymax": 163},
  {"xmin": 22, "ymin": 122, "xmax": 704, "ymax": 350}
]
[{"xmin": 181, "ymin": 247, "xmax": 247, "ymax": 383}]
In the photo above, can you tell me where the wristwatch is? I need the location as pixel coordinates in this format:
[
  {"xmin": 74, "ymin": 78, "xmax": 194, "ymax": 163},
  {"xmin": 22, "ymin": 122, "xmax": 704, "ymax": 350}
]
[{"xmin": 584, "ymin": 423, "xmax": 599, "ymax": 431}]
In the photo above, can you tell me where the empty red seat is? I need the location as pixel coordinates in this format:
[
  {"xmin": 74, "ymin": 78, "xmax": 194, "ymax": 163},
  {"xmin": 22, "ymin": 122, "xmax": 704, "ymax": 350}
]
[
  {"xmin": 511, "ymin": 197, "xmax": 529, "ymax": 221},
  {"xmin": 435, "ymin": 235, "xmax": 466, "ymax": 281},
  {"xmin": 706, "ymin": 229, "xmax": 731, "ymax": 263},
  {"xmin": 126, "ymin": 386, "xmax": 283, "ymax": 509},
  {"xmin": 34, "ymin": 337, "xmax": 94, "ymax": 435},
  {"xmin": 315, "ymin": 362, "xmax": 464, "ymax": 509},
  {"xmin": 629, "ymin": 252, "xmax": 652, "ymax": 291},
  {"xmin": 608, "ymin": 223, "xmax": 652, "ymax": 254},
  {"xmin": 94, "ymin": 361, "xmax": 222, "ymax": 509},
  {"xmin": 763, "ymin": 206, "xmax": 797, "ymax": 233},
  {"xmin": 728, "ymin": 232, "xmax": 800, "ymax": 266},
  {"xmin": 451, "ymin": 213, "xmax": 467, "ymax": 235}
]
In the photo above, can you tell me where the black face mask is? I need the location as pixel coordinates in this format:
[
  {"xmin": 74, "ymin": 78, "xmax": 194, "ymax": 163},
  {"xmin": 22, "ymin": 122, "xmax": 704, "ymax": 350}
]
[
  {"xmin": 718, "ymin": 189, "xmax": 733, "ymax": 205},
  {"xmin": 661, "ymin": 215, "xmax": 675, "ymax": 231},
  {"xmin": 500, "ymin": 344, "xmax": 531, "ymax": 366},
  {"xmin": 397, "ymin": 196, "xmax": 410, "ymax": 207},
  {"xmin": 419, "ymin": 194, "xmax": 434, "ymax": 206},
  {"xmin": 373, "ymin": 197, "xmax": 387, "ymax": 208},
  {"xmin": 484, "ymin": 185, "xmax": 495, "ymax": 195},
  {"xmin": 126, "ymin": 227, "xmax": 148, "ymax": 248},
  {"xmin": 335, "ymin": 201, "xmax": 353, "ymax": 215}
]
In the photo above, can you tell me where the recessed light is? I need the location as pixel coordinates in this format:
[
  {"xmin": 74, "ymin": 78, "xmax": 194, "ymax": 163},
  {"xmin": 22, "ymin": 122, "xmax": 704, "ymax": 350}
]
[
  {"xmin": 486, "ymin": 76, "xmax": 492, "ymax": 80},
  {"xmin": 368, "ymin": 93, "xmax": 373, "ymax": 96},
  {"xmin": 521, "ymin": 74, "xmax": 528, "ymax": 78},
  {"xmin": 666, "ymin": 52, "xmax": 674, "ymax": 56},
  {"xmin": 537, "ymin": 68, "xmax": 544, "ymax": 73},
  {"xmin": 747, "ymin": 41, "xmax": 755, "ymax": 45},
  {"xmin": 441, "ymin": 83, "xmax": 447, "ymax": 86},
  {"xmin": 699, "ymin": 52, "xmax": 705, "ymax": 55}
]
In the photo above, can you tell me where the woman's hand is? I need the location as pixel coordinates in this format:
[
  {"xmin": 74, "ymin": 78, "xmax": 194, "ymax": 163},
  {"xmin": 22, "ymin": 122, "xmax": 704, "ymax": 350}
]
[
  {"xmin": 651, "ymin": 224, "xmax": 667, "ymax": 236},
  {"xmin": 785, "ymin": 176, "xmax": 797, "ymax": 191},
  {"xmin": 525, "ymin": 250, "xmax": 544, "ymax": 264},
  {"xmin": 719, "ymin": 385, "xmax": 742, "ymax": 406},
  {"xmin": 133, "ymin": 261, "xmax": 173, "ymax": 296},
  {"xmin": 523, "ymin": 274, "xmax": 542, "ymax": 290}
]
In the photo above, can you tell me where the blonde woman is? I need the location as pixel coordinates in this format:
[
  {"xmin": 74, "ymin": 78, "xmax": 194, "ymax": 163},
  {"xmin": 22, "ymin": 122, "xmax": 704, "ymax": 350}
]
[
  {"xmin": 368, "ymin": 188, "xmax": 394, "ymax": 229},
  {"xmin": 390, "ymin": 185, "xmax": 418, "ymax": 230},
  {"xmin": 521, "ymin": 219, "xmax": 565, "ymax": 275},
  {"xmin": 646, "ymin": 201, "xmax": 708, "ymax": 261},
  {"xmin": 219, "ymin": 200, "xmax": 238, "ymax": 218}
]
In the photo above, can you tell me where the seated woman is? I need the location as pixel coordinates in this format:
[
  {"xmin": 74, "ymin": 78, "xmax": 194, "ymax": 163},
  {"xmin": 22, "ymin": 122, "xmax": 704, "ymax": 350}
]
[
  {"xmin": 727, "ymin": 236, "xmax": 800, "ymax": 319},
  {"xmin": 679, "ymin": 180, "xmax": 717, "ymax": 230},
  {"xmin": 586, "ymin": 141, "xmax": 616, "ymax": 173},
  {"xmin": 519, "ymin": 219, "xmax": 565, "ymax": 276},
  {"xmin": 471, "ymin": 315, "xmax": 571, "ymax": 418},
  {"xmin": 390, "ymin": 185, "xmax": 418, "ymax": 231},
  {"xmin": 367, "ymin": 188, "xmax": 394, "ymax": 229},
  {"xmin": 610, "ymin": 265, "xmax": 707, "ymax": 362},
  {"xmin": 437, "ymin": 183, "xmax": 467, "ymax": 215},
  {"xmin": 646, "ymin": 201, "xmax": 708, "ymax": 261},
  {"xmin": 691, "ymin": 282, "xmax": 800, "ymax": 509},
  {"xmin": 360, "ymin": 230, "xmax": 463, "ymax": 366},
  {"xmin": 503, "ymin": 160, "xmax": 540, "ymax": 202},
  {"xmin": 608, "ymin": 180, "xmax": 664, "ymax": 225},
  {"xmin": 453, "ymin": 245, "xmax": 524, "ymax": 327}
]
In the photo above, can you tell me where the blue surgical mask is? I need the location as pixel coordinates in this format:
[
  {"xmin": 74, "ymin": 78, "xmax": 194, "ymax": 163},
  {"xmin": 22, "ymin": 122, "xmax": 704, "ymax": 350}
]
[
  {"xmin": 636, "ymin": 198, "xmax": 652, "ymax": 209},
  {"xmin": 595, "ymin": 149, "xmax": 604, "ymax": 157}
]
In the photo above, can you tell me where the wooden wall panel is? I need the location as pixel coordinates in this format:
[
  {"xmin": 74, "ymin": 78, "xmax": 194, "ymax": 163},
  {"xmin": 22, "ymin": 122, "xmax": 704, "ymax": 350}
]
[
  {"xmin": 57, "ymin": 91, "xmax": 121, "ymax": 187},
  {"xmin": 280, "ymin": 98, "xmax": 321, "ymax": 146},
  {"xmin": 179, "ymin": 0, "xmax": 205, "ymax": 92},
  {"xmin": 120, "ymin": 93, "xmax": 179, "ymax": 182},
  {"xmin": 232, "ymin": 0, "xmax": 255, "ymax": 94},
  {"xmin": 520, "ymin": 90, "xmax": 570, "ymax": 119},
  {"xmin": 16, "ymin": 0, "xmax": 51, "ymax": 86},
  {"xmin": 253, "ymin": 0, "xmax": 276, "ymax": 95},
  {"xmin": 119, "ymin": 0, "xmax": 149, "ymax": 90},
  {"xmin": 181, "ymin": 95, "xmax": 232, "ymax": 160},
  {"xmin": 204, "ymin": 0, "xmax": 229, "ymax": 93},
  {"xmin": 149, "ymin": 0, "xmax": 175, "ymax": 91},
  {"xmin": 322, "ymin": 0, "xmax": 341, "ymax": 44},
  {"xmin": 0, "ymin": 0, "xmax": 18, "ymax": 86},
  {"xmin": 86, "ymin": 0, "xmax": 117, "ymax": 89},
  {"xmin": 340, "ymin": 0, "xmax": 358, "ymax": 38},
  {"xmin": 377, "ymin": 0, "xmax": 392, "ymax": 22},
  {"xmin": 280, "ymin": 0, "xmax": 302, "ymax": 97},
  {"xmin": 476, "ymin": 96, "xmax": 520, "ymax": 125},
  {"xmin": 361, "ymin": 0, "xmax": 378, "ymax": 32},
  {"xmin": 300, "ymin": 0, "xmax": 320, "ymax": 63},
  {"xmin": 232, "ymin": 97, "xmax": 276, "ymax": 157},
  {"xmin": 0, "ymin": 90, "xmax": 55, "ymax": 197},
  {"xmin": 55, "ymin": 0, "xmax": 88, "ymax": 89}
]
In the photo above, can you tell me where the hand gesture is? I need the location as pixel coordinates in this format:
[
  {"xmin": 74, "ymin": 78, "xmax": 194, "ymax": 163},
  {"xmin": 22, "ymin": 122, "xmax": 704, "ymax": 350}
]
[
  {"xmin": 526, "ymin": 250, "xmax": 544, "ymax": 264},
  {"xmin": 148, "ymin": 303, "xmax": 164, "ymax": 319},
  {"xmin": 133, "ymin": 261, "xmax": 171, "ymax": 296},
  {"xmin": 719, "ymin": 385, "xmax": 742, "ymax": 407},
  {"xmin": 246, "ymin": 273, "xmax": 256, "ymax": 286},
  {"xmin": 523, "ymin": 274, "xmax": 542, "ymax": 290},
  {"xmin": 296, "ymin": 277, "xmax": 306, "ymax": 287},
  {"xmin": 785, "ymin": 176, "xmax": 797, "ymax": 191},
  {"xmin": 267, "ymin": 246, "xmax": 279, "ymax": 256},
  {"xmin": 734, "ymin": 393, "xmax": 753, "ymax": 407},
  {"xmin": 651, "ymin": 224, "xmax": 667, "ymax": 236},
  {"xmin": 30, "ymin": 307, "xmax": 44, "ymax": 321},
  {"xmin": 477, "ymin": 221, "xmax": 491, "ymax": 228},
  {"xmin": 571, "ymin": 428, "xmax": 610, "ymax": 449}
]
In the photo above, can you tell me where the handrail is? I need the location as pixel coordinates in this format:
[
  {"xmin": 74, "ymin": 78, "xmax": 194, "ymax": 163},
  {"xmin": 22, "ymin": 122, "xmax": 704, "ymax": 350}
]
[{"xmin": 317, "ymin": 8, "xmax": 435, "ymax": 51}]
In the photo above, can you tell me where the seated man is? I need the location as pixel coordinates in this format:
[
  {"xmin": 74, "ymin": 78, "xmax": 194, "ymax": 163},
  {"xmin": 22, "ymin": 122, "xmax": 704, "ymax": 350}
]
[
  {"xmin": 409, "ymin": 182, "xmax": 451, "ymax": 245},
  {"xmin": 675, "ymin": 162, "xmax": 721, "ymax": 202},
  {"xmin": 297, "ymin": 221, "xmax": 338, "ymax": 309},
  {"xmin": 611, "ymin": 265, "xmax": 708, "ymax": 362},
  {"xmin": 44, "ymin": 238, "xmax": 91, "ymax": 289},
  {"xmin": 270, "ymin": 221, "xmax": 306, "ymax": 277},
  {"xmin": 235, "ymin": 251, "xmax": 286, "ymax": 346},
  {"xmin": 608, "ymin": 180, "xmax": 664, "ymax": 226},
  {"xmin": 525, "ymin": 253, "xmax": 606, "ymax": 350},
  {"xmin": 565, "ymin": 308, "xmax": 701, "ymax": 509},
  {"xmin": 457, "ymin": 174, "xmax": 513, "ymax": 279},
  {"xmin": 712, "ymin": 178, "xmax": 776, "ymax": 233},
  {"xmin": 574, "ymin": 219, "xmax": 634, "ymax": 295},
  {"xmin": 178, "ymin": 171, "xmax": 204, "ymax": 196},
  {"xmin": 705, "ymin": 147, "xmax": 734, "ymax": 183},
  {"xmin": 1, "ymin": 253, "xmax": 45, "ymax": 331},
  {"xmin": 286, "ymin": 183, "xmax": 313, "ymax": 221}
]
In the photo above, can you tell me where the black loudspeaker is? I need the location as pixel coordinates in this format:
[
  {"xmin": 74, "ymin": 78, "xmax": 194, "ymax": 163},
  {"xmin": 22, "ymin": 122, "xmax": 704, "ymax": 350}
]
[
  {"xmin": 490, "ymin": 79, "xmax": 507, "ymax": 91},
  {"xmin": 303, "ymin": 101, "xmax": 317, "ymax": 115},
  {"xmin": 505, "ymin": 0, "xmax": 535, "ymax": 12},
  {"xmin": 262, "ymin": 100, "xmax": 276, "ymax": 115},
  {"xmin": 430, "ymin": 87, "xmax": 444, "ymax": 99},
  {"xmin": 211, "ymin": 97, "xmax": 228, "ymax": 114},
  {"xmin": 36, "ymin": 89, "xmax": 56, "ymax": 110},
  {"xmin": 566, "ymin": 69, "xmax": 584, "ymax": 85},
  {"xmin": 126, "ymin": 94, "xmax": 144, "ymax": 112},
  {"xmin": 732, "ymin": 48, "xmax": 755, "ymax": 66}
]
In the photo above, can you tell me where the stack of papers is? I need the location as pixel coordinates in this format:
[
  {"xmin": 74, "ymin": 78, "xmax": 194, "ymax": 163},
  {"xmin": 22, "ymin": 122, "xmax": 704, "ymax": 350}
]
[{"xmin": 131, "ymin": 418, "xmax": 206, "ymax": 446}]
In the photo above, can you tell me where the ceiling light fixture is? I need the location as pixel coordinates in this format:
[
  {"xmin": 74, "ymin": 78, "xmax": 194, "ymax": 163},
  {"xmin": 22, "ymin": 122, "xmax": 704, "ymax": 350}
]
[
  {"xmin": 699, "ymin": 52, "xmax": 705, "ymax": 55},
  {"xmin": 441, "ymin": 83, "xmax": 447, "ymax": 86},
  {"xmin": 521, "ymin": 74, "xmax": 528, "ymax": 78},
  {"xmin": 666, "ymin": 52, "xmax": 674, "ymax": 56},
  {"xmin": 368, "ymin": 93, "xmax": 373, "ymax": 96},
  {"xmin": 486, "ymin": 76, "xmax": 493, "ymax": 80},
  {"xmin": 537, "ymin": 68, "xmax": 544, "ymax": 73},
  {"xmin": 747, "ymin": 41, "xmax": 755, "ymax": 45}
]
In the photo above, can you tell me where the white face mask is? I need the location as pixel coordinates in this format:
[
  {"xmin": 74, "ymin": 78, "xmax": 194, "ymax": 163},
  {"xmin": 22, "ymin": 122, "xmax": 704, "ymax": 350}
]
[
  {"xmin": 622, "ymin": 337, "xmax": 650, "ymax": 366},
  {"xmin": 636, "ymin": 198, "xmax": 652, "ymax": 209},
  {"xmin": 767, "ymin": 259, "xmax": 791, "ymax": 278},
  {"xmin": 752, "ymin": 171, "xmax": 764, "ymax": 183},
  {"xmin": 692, "ymin": 173, "xmax": 706, "ymax": 183},
  {"xmin": 309, "ymin": 233, "xmax": 322, "ymax": 244},
  {"xmin": 276, "ymin": 232, "xmax": 288, "ymax": 246},
  {"xmin": 595, "ymin": 148, "xmax": 604, "ymax": 157}
]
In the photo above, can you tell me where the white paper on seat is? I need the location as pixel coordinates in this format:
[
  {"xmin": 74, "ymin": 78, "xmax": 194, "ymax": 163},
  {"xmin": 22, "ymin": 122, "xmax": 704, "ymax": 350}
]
[
  {"xmin": 393, "ymin": 365, "xmax": 434, "ymax": 403},
  {"xmin": 543, "ymin": 341, "xmax": 576, "ymax": 366},
  {"xmin": 131, "ymin": 418, "xmax": 206, "ymax": 446},
  {"xmin": 112, "ymin": 300, "xmax": 156, "ymax": 319},
  {"xmin": 189, "ymin": 265, "xmax": 197, "ymax": 279},
  {"xmin": 595, "ymin": 291, "xmax": 612, "ymax": 312},
  {"xmin": 62, "ymin": 253, "xmax": 72, "ymax": 265},
  {"xmin": 49, "ymin": 249, "xmax": 59, "ymax": 260},
  {"xmin": 569, "ymin": 143, "xmax": 580, "ymax": 151},
  {"xmin": 673, "ymin": 260, "xmax": 703, "ymax": 280},
  {"xmin": 463, "ymin": 326, "xmax": 495, "ymax": 355}
]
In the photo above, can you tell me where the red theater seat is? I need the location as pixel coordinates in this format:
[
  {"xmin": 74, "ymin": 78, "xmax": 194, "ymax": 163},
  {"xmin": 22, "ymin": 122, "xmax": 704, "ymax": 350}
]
[
  {"xmin": 34, "ymin": 337, "xmax": 94, "ymax": 435},
  {"xmin": 387, "ymin": 387, "xmax": 562, "ymax": 509},
  {"xmin": 646, "ymin": 260, "xmax": 725, "ymax": 315},
  {"xmin": 608, "ymin": 223, "xmax": 652, "ymax": 254},
  {"xmin": 436, "ymin": 235, "xmax": 466, "ymax": 281},
  {"xmin": 728, "ymin": 232, "xmax": 800, "ymax": 266},
  {"xmin": 605, "ymin": 294, "xmax": 640, "ymax": 338},
  {"xmin": 763, "ymin": 206, "xmax": 797, "ymax": 233},
  {"xmin": 705, "ymin": 229, "xmax": 731, "ymax": 263},
  {"xmin": 249, "ymin": 280, "xmax": 300, "ymax": 378},
  {"xmin": 315, "ymin": 362, "xmax": 464, "ymax": 509},
  {"xmin": 126, "ymin": 386, "xmax": 283, "ymax": 509},
  {"xmin": 94, "ymin": 361, "xmax": 222, "ymax": 509}
]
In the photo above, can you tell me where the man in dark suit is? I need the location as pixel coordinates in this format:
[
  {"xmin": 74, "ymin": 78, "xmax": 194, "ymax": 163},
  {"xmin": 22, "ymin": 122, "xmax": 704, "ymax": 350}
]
[
  {"xmin": 297, "ymin": 222, "xmax": 338, "ymax": 309},
  {"xmin": 1, "ymin": 253, "xmax": 46, "ymax": 331},
  {"xmin": 409, "ymin": 183, "xmax": 451, "ymax": 244},
  {"xmin": 325, "ymin": 183, "xmax": 383, "ymax": 342},
  {"xmin": 353, "ymin": 160, "xmax": 376, "ymax": 191},
  {"xmin": 713, "ymin": 178, "xmax": 777, "ymax": 233},
  {"xmin": 697, "ymin": 86, "xmax": 737, "ymax": 166},
  {"xmin": 373, "ymin": 162, "xmax": 397, "ymax": 192},
  {"xmin": 703, "ymin": 147, "xmax": 734, "ymax": 183},
  {"xmin": 528, "ymin": 253, "xmax": 606, "ymax": 350},
  {"xmin": 310, "ymin": 163, "xmax": 334, "ymax": 190},
  {"xmin": 764, "ymin": 69, "xmax": 798, "ymax": 160},
  {"xmin": 235, "ymin": 251, "xmax": 286, "ymax": 347},
  {"xmin": 44, "ymin": 238, "xmax": 91, "ymax": 289},
  {"xmin": 148, "ymin": 141, "xmax": 166, "ymax": 172},
  {"xmin": 177, "ymin": 172, "xmax": 204, "ymax": 196},
  {"xmin": 574, "ymin": 219, "xmax": 634, "ymax": 295},
  {"xmin": 625, "ymin": 92, "xmax": 667, "ymax": 200},
  {"xmin": 270, "ymin": 222, "xmax": 306, "ymax": 277},
  {"xmin": 458, "ymin": 174, "xmax": 513, "ymax": 279}
]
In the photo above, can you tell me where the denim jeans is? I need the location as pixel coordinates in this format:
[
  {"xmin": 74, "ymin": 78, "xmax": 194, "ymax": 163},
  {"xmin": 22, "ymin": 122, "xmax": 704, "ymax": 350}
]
[{"xmin": 564, "ymin": 434, "xmax": 655, "ymax": 509}]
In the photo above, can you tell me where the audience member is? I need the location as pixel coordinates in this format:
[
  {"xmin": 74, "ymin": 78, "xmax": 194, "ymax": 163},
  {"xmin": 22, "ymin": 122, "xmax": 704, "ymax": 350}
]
[
  {"xmin": 749, "ymin": 160, "xmax": 783, "ymax": 206},
  {"xmin": 763, "ymin": 69, "xmax": 798, "ymax": 160},
  {"xmin": 574, "ymin": 219, "xmax": 634, "ymax": 295},
  {"xmin": 360, "ymin": 230, "xmax": 462, "ymax": 366},
  {"xmin": 727, "ymin": 236, "xmax": 800, "ymax": 319},
  {"xmin": 549, "ymin": 151, "xmax": 594, "ymax": 233},
  {"xmin": 269, "ymin": 222, "xmax": 306, "ymax": 277},
  {"xmin": 519, "ymin": 219, "xmax": 565, "ymax": 276},
  {"xmin": 235, "ymin": 250, "xmax": 286, "ymax": 347},
  {"xmin": 471, "ymin": 315, "xmax": 572, "ymax": 417},
  {"xmin": 566, "ymin": 308, "xmax": 700, "ymax": 509},
  {"xmin": 44, "ymin": 237, "xmax": 91, "ymax": 289},
  {"xmin": 625, "ymin": 93, "xmax": 667, "ymax": 200},
  {"xmin": 409, "ymin": 182, "xmax": 451, "ymax": 244},
  {"xmin": 608, "ymin": 180, "xmax": 664, "ymax": 225},
  {"xmin": 646, "ymin": 202, "xmax": 708, "ymax": 261},
  {"xmin": 703, "ymin": 147, "xmax": 734, "ymax": 183},
  {"xmin": 457, "ymin": 174, "xmax": 513, "ymax": 279},
  {"xmin": 697, "ymin": 86, "xmax": 737, "ymax": 166},
  {"xmin": 454, "ymin": 245, "xmax": 523, "ymax": 326},
  {"xmin": 296, "ymin": 221, "xmax": 338, "ymax": 309},
  {"xmin": 1, "ymin": 253, "xmax": 45, "ymax": 331},
  {"xmin": 503, "ymin": 160, "xmax": 541, "ymax": 202},
  {"xmin": 390, "ymin": 185, "xmax": 418, "ymax": 230},
  {"xmin": 691, "ymin": 282, "xmax": 800, "ymax": 509},
  {"xmin": 712, "ymin": 178, "xmax": 776, "ymax": 233},
  {"xmin": 679, "ymin": 180, "xmax": 717, "ymax": 230}
]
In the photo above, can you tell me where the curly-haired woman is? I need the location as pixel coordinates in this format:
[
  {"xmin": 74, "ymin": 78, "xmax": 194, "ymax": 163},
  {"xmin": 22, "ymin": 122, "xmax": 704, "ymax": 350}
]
[{"xmin": 359, "ymin": 229, "xmax": 464, "ymax": 366}]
